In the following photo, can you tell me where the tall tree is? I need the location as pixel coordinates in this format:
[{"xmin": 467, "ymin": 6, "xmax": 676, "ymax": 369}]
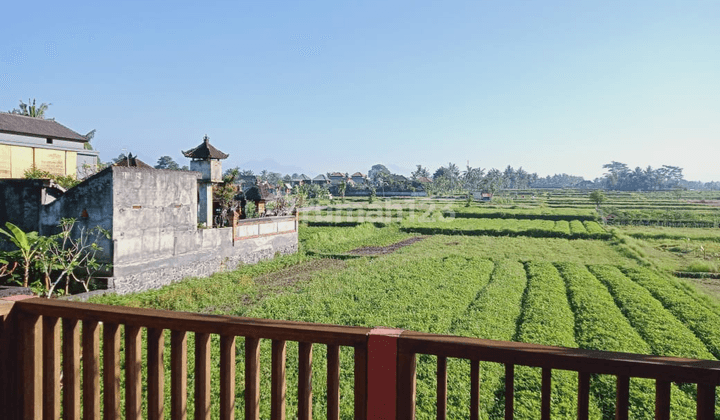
[
  {"xmin": 10, "ymin": 99, "xmax": 51, "ymax": 118},
  {"xmin": 411, "ymin": 165, "xmax": 430, "ymax": 180},
  {"xmin": 155, "ymin": 156, "xmax": 180, "ymax": 170}
]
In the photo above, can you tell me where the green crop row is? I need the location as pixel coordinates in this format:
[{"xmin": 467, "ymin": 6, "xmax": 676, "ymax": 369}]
[
  {"xmin": 299, "ymin": 222, "xmax": 413, "ymax": 254},
  {"xmin": 587, "ymin": 265, "xmax": 714, "ymax": 361},
  {"xmin": 401, "ymin": 218, "xmax": 610, "ymax": 240},
  {"xmin": 246, "ymin": 255, "xmax": 496, "ymax": 419},
  {"xmin": 514, "ymin": 261, "xmax": 602, "ymax": 419},
  {"xmin": 450, "ymin": 206, "xmax": 597, "ymax": 221},
  {"xmin": 569, "ymin": 220, "xmax": 588, "ymax": 235},
  {"xmin": 622, "ymin": 267, "xmax": 720, "ymax": 359},
  {"xmin": 556, "ymin": 263, "xmax": 695, "ymax": 419},
  {"xmin": 554, "ymin": 220, "xmax": 571, "ymax": 235},
  {"xmin": 583, "ymin": 221, "xmax": 606, "ymax": 235},
  {"xmin": 447, "ymin": 260, "xmax": 528, "ymax": 419}
]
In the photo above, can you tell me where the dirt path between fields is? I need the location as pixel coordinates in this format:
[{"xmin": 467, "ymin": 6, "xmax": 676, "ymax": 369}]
[
  {"xmin": 201, "ymin": 259, "xmax": 346, "ymax": 314},
  {"xmin": 348, "ymin": 236, "xmax": 427, "ymax": 255}
]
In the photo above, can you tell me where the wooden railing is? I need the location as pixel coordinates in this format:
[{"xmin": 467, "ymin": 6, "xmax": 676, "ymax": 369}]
[
  {"xmin": 0, "ymin": 297, "xmax": 718, "ymax": 419},
  {"xmin": 1, "ymin": 298, "xmax": 370, "ymax": 420},
  {"xmin": 396, "ymin": 331, "xmax": 720, "ymax": 420}
]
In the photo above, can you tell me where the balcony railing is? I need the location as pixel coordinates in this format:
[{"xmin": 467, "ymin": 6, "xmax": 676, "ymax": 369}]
[{"xmin": 0, "ymin": 297, "xmax": 718, "ymax": 419}]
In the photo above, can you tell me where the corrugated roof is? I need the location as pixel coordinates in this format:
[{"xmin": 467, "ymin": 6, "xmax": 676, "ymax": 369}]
[
  {"xmin": 182, "ymin": 135, "xmax": 229, "ymax": 160},
  {"xmin": 0, "ymin": 112, "xmax": 88, "ymax": 142}
]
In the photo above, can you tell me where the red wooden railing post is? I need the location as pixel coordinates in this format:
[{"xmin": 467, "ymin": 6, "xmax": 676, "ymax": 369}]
[
  {"xmin": 366, "ymin": 327, "xmax": 404, "ymax": 420},
  {"xmin": 0, "ymin": 299, "xmax": 21, "ymax": 420}
]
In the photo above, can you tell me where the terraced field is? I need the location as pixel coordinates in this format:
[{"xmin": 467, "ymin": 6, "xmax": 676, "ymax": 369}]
[{"xmin": 92, "ymin": 195, "xmax": 720, "ymax": 419}]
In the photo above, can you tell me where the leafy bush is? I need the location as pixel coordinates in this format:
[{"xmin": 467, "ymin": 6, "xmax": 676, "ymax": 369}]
[{"xmin": 24, "ymin": 166, "xmax": 81, "ymax": 189}]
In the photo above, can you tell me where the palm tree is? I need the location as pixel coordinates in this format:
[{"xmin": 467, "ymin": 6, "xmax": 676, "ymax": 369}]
[
  {"xmin": 11, "ymin": 99, "xmax": 51, "ymax": 118},
  {"xmin": 446, "ymin": 162, "xmax": 460, "ymax": 191}
]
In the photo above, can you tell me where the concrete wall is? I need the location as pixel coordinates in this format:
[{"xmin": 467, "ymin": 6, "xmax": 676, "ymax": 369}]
[
  {"xmin": 111, "ymin": 166, "xmax": 199, "ymax": 269},
  {"xmin": 190, "ymin": 160, "xmax": 222, "ymax": 182},
  {"xmin": 2, "ymin": 165, "xmax": 299, "ymax": 294},
  {"xmin": 111, "ymin": 227, "xmax": 298, "ymax": 294},
  {"xmin": 40, "ymin": 169, "xmax": 114, "ymax": 262},
  {"xmin": 0, "ymin": 179, "xmax": 46, "ymax": 234}
]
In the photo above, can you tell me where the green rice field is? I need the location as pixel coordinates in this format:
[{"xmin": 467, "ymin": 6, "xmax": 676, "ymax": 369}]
[{"xmin": 91, "ymin": 190, "xmax": 720, "ymax": 419}]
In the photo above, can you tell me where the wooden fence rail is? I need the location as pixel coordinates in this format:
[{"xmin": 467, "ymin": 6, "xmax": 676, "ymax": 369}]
[{"xmin": 0, "ymin": 297, "xmax": 718, "ymax": 419}]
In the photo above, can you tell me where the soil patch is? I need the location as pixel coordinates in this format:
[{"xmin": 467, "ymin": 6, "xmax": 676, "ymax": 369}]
[
  {"xmin": 202, "ymin": 259, "xmax": 346, "ymax": 314},
  {"xmin": 687, "ymin": 200, "xmax": 720, "ymax": 207},
  {"xmin": 691, "ymin": 277, "xmax": 720, "ymax": 300},
  {"xmin": 348, "ymin": 236, "xmax": 427, "ymax": 255}
]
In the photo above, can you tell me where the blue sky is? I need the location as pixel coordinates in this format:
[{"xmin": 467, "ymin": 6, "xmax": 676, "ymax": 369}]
[{"xmin": 1, "ymin": 1, "xmax": 718, "ymax": 180}]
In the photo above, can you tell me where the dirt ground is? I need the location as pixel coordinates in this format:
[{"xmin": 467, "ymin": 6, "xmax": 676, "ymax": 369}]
[
  {"xmin": 691, "ymin": 277, "xmax": 720, "ymax": 300},
  {"xmin": 202, "ymin": 259, "xmax": 346, "ymax": 313},
  {"xmin": 686, "ymin": 200, "xmax": 720, "ymax": 207},
  {"xmin": 348, "ymin": 236, "xmax": 427, "ymax": 255}
]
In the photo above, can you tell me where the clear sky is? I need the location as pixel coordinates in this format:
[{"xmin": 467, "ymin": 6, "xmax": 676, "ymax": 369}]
[{"xmin": 1, "ymin": 1, "xmax": 718, "ymax": 181}]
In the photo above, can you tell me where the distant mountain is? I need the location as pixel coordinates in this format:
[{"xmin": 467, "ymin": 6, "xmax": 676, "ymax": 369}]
[{"xmin": 236, "ymin": 158, "xmax": 310, "ymax": 176}]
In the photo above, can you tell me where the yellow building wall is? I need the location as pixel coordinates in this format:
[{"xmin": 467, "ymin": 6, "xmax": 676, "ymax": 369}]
[
  {"xmin": 65, "ymin": 151, "xmax": 77, "ymax": 177},
  {"xmin": 10, "ymin": 145, "xmax": 34, "ymax": 178},
  {"xmin": 0, "ymin": 145, "xmax": 77, "ymax": 178},
  {"xmin": 0, "ymin": 145, "xmax": 11, "ymax": 178},
  {"xmin": 34, "ymin": 148, "xmax": 67, "ymax": 176}
]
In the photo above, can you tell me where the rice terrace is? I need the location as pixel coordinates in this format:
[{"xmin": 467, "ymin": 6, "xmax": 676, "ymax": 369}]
[{"xmin": 84, "ymin": 189, "xmax": 720, "ymax": 419}]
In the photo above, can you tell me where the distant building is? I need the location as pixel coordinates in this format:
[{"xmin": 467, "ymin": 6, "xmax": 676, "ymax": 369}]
[
  {"xmin": 328, "ymin": 172, "xmax": 346, "ymax": 185},
  {"xmin": 291, "ymin": 174, "xmax": 311, "ymax": 186},
  {"xmin": 0, "ymin": 112, "xmax": 99, "ymax": 179},
  {"xmin": 312, "ymin": 174, "xmax": 330, "ymax": 185},
  {"xmin": 351, "ymin": 172, "xmax": 366, "ymax": 185}
]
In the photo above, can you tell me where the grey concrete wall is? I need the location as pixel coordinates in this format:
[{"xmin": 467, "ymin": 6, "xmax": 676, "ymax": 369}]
[
  {"xmin": 111, "ymin": 229, "xmax": 298, "ymax": 294},
  {"xmin": 112, "ymin": 167, "xmax": 200, "ymax": 268},
  {"xmin": 0, "ymin": 179, "xmax": 46, "ymax": 234},
  {"xmin": 40, "ymin": 169, "xmax": 114, "ymax": 262}
]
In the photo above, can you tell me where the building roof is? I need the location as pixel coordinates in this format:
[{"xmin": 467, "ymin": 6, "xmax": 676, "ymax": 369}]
[
  {"xmin": 351, "ymin": 172, "xmax": 365, "ymax": 177},
  {"xmin": 0, "ymin": 112, "xmax": 88, "ymax": 142},
  {"xmin": 329, "ymin": 172, "xmax": 345, "ymax": 177},
  {"xmin": 313, "ymin": 174, "xmax": 328, "ymax": 181},
  {"xmin": 112, "ymin": 154, "xmax": 153, "ymax": 168},
  {"xmin": 292, "ymin": 174, "xmax": 311, "ymax": 181},
  {"xmin": 416, "ymin": 176, "xmax": 432, "ymax": 183},
  {"xmin": 182, "ymin": 135, "xmax": 229, "ymax": 160}
]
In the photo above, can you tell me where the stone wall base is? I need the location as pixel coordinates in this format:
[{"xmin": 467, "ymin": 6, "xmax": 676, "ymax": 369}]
[{"xmin": 108, "ymin": 233, "xmax": 298, "ymax": 295}]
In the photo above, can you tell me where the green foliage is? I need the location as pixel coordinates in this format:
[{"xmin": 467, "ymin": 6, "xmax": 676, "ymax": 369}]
[
  {"xmin": 622, "ymin": 267, "xmax": 720, "ymax": 359},
  {"xmin": 10, "ymin": 98, "xmax": 50, "ymax": 118},
  {"xmin": 245, "ymin": 202, "xmax": 258, "ymax": 219},
  {"xmin": 0, "ymin": 220, "xmax": 108, "ymax": 294},
  {"xmin": 556, "ymin": 262, "xmax": 695, "ymax": 418},
  {"xmin": 0, "ymin": 222, "xmax": 41, "ymax": 287},
  {"xmin": 447, "ymin": 260, "xmax": 528, "ymax": 418},
  {"xmin": 514, "ymin": 261, "xmax": 602, "ymax": 419},
  {"xmin": 588, "ymin": 265, "xmax": 714, "ymax": 360},
  {"xmin": 79, "ymin": 195, "xmax": 720, "ymax": 418},
  {"xmin": 588, "ymin": 189, "xmax": 606, "ymax": 207},
  {"xmin": 23, "ymin": 166, "xmax": 81, "ymax": 189}
]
